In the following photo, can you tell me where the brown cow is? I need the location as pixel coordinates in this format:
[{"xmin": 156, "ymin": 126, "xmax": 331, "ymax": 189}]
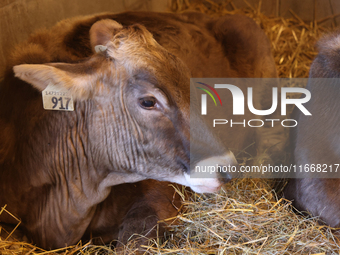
[
  {"xmin": 0, "ymin": 11, "xmax": 278, "ymax": 249},
  {"xmin": 284, "ymin": 31, "xmax": 340, "ymax": 228}
]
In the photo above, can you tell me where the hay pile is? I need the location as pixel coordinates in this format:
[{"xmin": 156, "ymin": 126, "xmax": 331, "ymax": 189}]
[
  {"xmin": 150, "ymin": 179, "xmax": 340, "ymax": 254},
  {"xmin": 2, "ymin": 180, "xmax": 339, "ymax": 254},
  {"xmin": 1, "ymin": 1, "xmax": 339, "ymax": 254}
]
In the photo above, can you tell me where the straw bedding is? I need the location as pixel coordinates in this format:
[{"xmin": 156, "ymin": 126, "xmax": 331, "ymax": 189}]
[{"xmin": 1, "ymin": 0, "xmax": 339, "ymax": 254}]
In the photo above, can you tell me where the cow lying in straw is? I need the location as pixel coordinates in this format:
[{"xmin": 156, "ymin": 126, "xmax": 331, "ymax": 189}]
[
  {"xmin": 284, "ymin": 31, "xmax": 340, "ymax": 229},
  {"xmin": 0, "ymin": 11, "xmax": 279, "ymax": 249}
]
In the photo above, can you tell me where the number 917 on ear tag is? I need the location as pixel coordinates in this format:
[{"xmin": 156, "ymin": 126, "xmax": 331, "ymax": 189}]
[{"xmin": 42, "ymin": 83, "xmax": 74, "ymax": 111}]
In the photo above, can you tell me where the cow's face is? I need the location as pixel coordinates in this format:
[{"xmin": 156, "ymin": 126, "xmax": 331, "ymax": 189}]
[{"xmin": 13, "ymin": 19, "xmax": 237, "ymax": 193}]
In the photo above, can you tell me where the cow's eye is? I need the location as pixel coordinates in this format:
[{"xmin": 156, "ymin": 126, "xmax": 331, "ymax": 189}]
[{"xmin": 139, "ymin": 97, "xmax": 157, "ymax": 109}]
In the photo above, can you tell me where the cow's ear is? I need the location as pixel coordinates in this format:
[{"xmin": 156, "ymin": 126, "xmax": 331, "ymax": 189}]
[
  {"xmin": 90, "ymin": 19, "xmax": 123, "ymax": 53},
  {"xmin": 13, "ymin": 63, "xmax": 95, "ymax": 100}
]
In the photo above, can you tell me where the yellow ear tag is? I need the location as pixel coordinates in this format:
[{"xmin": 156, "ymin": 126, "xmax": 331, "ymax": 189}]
[{"xmin": 42, "ymin": 83, "xmax": 74, "ymax": 111}]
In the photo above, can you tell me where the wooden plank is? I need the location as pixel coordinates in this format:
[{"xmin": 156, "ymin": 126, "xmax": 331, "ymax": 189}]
[
  {"xmin": 279, "ymin": 0, "xmax": 314, "ymax": 21},
  {"xmin": 315, "ymin": 0, "xmax": 334, "ymax": 27},
  {"xmin": 124, "ymin": 0, "xmax": 169, "ymax": 12},
  {"xmin": 231, "ymin": 0, "xmax": 278, "ymax": 16},
  {"xmin": 330, "ymin": 0, "xmax": 340, "ymax": 27},
  {"xmin": 0, "ymin": 0, "xmax": 15, "ymax": 8},
  {"xmin": 151, "ymin": 0, "xmax": 169, "ymax": 12}
]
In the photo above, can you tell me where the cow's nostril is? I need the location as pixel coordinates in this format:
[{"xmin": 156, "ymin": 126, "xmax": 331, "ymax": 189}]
[
  {"xmin": 219, "ymin": 178, "xmax": 231, "ymax": 186},
  {"xmin": 218, "ymin": 174, "xmax": 232, "ymax": 184},
  {"xmin": 192, "ymin": 152, "xmax": 238, "ymax": 177},
  {"xmin": 217, "ymin": 162, "xmax": 239, "ymax": 184},
  {"xmin": 178, "ymin": 159, "xmax": 190, "ymax": 173}
]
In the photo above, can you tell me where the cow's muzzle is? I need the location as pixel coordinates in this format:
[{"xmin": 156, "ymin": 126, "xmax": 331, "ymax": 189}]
[{"xmin": 186, "ymin": 152, "xmax": 238, "ymax": 193}]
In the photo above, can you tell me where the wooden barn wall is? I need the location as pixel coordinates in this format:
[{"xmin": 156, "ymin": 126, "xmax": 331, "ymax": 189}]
[
  {"xmin": 232, "ymin": 0, "xmax": 340, "ymax": 26},
  {"xmin": 1, "ymin": 0, "xmax": 340, "ymax": 79}
]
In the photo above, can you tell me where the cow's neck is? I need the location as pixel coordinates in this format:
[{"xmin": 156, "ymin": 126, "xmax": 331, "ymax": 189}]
[
  {"xmin": 30, "ymin": 103, "xmax": 115, "ymax": 205},
  {"xmin": 0, "ymin": 102, "xmax": 117, "ymax": 244},
  {"xmin": 1, "ymin": 97, "xmax": 147, "ymax": 222}
]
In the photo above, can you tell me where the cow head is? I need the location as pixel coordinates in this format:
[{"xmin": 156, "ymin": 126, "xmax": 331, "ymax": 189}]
[{"xmin": 13, "ymin": 19, "xmax": 237, "ymax": 193}]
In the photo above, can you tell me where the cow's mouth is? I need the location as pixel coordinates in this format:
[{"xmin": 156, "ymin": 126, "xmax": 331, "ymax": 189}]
[{"xmin": 177, "ymin": 158, "xmax": 190, "ymax": 173}]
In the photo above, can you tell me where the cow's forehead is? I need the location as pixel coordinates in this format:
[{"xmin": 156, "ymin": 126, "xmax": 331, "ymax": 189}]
[
  {"xmin": 99, "ymin": 25, "xmax": 190, "ymax": 102},
  {"xmin": 126, "ymin": 64, "xmax": 189, "ymax": 107}
]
